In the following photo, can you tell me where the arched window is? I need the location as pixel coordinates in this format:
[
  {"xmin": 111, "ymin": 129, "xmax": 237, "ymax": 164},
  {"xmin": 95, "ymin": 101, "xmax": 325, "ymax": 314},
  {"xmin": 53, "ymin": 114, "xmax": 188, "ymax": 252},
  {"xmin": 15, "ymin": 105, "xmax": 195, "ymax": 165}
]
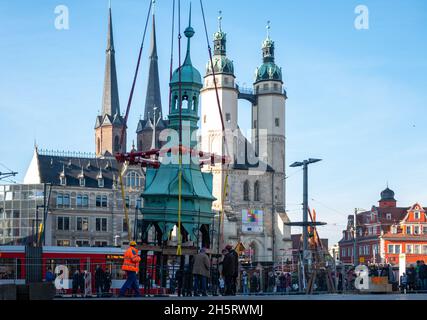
[
  {"xmin": 254, "ymin": 181, "xmax": 260, "ymax": 201},
  {"xmin": 114, "ymin": 135, "xmax": 120, "ymax": 152},
  {"xmin": 182, "ymin": 95, "xmax": 189, "ymax": 109},
  {"xmin": 243, "ymin": 180, "xmax": 250, "ymax": 201},
  {"xmin": 125, "ymin": 172, "xmax": 141, "ymax": 188}
]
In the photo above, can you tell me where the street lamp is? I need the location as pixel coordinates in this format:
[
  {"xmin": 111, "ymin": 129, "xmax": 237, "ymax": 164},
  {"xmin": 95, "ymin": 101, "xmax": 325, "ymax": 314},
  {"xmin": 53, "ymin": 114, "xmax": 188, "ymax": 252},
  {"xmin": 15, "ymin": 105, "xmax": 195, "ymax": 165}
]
[
  {"xmin": 289, "ymin": 158, "xmax": 322, "ymax": 260},
  {"xmin": 353, "ymin": 208, "xmax": 367, "ymax": 267}
]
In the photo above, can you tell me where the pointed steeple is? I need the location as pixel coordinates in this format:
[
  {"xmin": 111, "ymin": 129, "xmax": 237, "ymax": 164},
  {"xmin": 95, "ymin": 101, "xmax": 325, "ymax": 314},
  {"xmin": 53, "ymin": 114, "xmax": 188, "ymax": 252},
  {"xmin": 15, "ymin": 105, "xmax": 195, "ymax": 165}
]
[
  {"xmin": 144, "ymin": 1, "xmax": 162, "ymax": 122},
  {"xmin": 101, "ymin": 5, "xmax": 120, "ymax": 118}
]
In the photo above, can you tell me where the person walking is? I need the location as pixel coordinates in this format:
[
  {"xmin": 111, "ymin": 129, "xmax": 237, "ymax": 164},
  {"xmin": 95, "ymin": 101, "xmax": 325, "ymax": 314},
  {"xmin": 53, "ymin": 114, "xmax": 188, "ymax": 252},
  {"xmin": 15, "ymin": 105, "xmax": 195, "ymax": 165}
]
[
  {"xmin": 400, "ymin": 272, "xmax": 408, "ymax": 293},
  {"xmin": 119, "ymin": 241, "xmax": 141, "ymax": 298},
  {"xmin": 175, "ymin": 268, "xmax": 184, "ymax": 297},
  {"xmin": 95, "ymin": 265, "xmax": 105, "ymax": 298},
  {"xmin": 79, "ymin": 270, "xmax": 85, "ymax": 297},
  {"xmin": 419, "ymin": 260, "xmax": 427, "ymax": 291},
  {"xmin": 241, "ymin": 271, "xmax": 249, "ymax": 295},
  {"xmin": 192, "ymin": 248, "xmax": 210, "ymax": 296},
  {"xmin": 222, "ymin": 245, "xmax": 238, "ymax": 296},
  {"xmin": 45, "ymin": 268, "xmax": 55, "ymax": 283}
]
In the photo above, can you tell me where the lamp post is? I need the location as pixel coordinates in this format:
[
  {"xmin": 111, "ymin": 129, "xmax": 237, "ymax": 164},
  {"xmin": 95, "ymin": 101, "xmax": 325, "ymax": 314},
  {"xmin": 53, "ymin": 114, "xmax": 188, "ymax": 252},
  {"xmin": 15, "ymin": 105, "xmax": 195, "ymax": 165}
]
[
  {"xmin": 290, "ymin": 158, "xmax": 322, "ymax": 260},
  {"xmin": 353, "ymin": 208, "xmax": 367, "ymax": 267}
]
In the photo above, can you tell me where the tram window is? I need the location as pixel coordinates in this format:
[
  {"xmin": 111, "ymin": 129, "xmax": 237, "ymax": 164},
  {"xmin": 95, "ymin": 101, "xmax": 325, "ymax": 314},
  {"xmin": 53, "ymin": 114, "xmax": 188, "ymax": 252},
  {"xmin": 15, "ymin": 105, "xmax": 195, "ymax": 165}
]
[
  {"xmin": 0, "ymin": 258, "xmax": 17, "ymax": 279},
  {"xmin": 46, "ymin": 259, "xmax": 80, "ymax": 277}
]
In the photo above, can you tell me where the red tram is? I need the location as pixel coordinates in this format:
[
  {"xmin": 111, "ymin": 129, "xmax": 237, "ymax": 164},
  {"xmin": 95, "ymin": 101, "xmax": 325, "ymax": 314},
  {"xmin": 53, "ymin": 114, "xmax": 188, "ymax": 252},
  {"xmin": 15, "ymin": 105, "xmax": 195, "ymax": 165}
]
[{"xmin": 0, "ymin": 246, "xmax": 160, "ymax": 295}]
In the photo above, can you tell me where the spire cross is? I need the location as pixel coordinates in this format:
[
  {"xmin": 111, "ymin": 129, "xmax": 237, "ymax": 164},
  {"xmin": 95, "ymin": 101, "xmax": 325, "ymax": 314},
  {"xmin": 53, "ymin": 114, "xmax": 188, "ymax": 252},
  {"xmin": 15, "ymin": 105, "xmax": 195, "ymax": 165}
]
[
  {"xmin": 266, "ymin": 20, "xmax": 271, "ymax": 39},
  {"xmin": 218, "ymin": 10, "xmax": 223, "ymax": 31}
]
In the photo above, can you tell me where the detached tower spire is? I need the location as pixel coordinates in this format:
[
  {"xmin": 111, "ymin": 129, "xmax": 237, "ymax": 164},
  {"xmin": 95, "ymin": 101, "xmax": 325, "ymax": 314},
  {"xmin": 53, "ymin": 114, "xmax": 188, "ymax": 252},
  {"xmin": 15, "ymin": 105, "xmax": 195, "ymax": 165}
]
[
  {"xmin": 136, "ymin": 2, "xmax": 166, "ymax": 151},
  {"xmin": 95, "ymin": 5, "xmax": 126, "ymax": 157}
]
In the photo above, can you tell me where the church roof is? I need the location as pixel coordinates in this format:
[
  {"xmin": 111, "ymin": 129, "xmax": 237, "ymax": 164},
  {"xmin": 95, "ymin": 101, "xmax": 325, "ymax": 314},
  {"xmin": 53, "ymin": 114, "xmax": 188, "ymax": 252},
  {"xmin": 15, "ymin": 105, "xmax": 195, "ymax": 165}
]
[
  {"xmin": 99, "ymin": 7, "xmax": 121, "ymax": 124},
  {"xmin": 143, "ymin": 14, "xmax": 163, "ymax": 122}
]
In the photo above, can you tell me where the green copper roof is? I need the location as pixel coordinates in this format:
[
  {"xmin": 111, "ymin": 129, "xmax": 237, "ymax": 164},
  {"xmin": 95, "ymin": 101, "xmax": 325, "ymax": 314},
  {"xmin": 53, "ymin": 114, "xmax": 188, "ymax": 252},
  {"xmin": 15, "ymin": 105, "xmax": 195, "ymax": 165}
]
[
  {"xmin": 171, "ymin": 8, "xmax": 202, "ymax": 85},
  {"xmin": 206, "ymin": 55, "xmax": 234, "ymax": 76},
  {"xmin": 255, "ymin": 35, "xmax": 283, "ymax": 83}
]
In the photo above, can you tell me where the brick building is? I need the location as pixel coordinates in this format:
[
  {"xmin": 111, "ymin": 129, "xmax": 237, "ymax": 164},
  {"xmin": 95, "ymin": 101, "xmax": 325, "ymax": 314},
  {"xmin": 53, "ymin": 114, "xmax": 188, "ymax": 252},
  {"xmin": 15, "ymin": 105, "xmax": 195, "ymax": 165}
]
[{"xmin": 339, "ymin": 187, "xmax": 427, "ymax": 266}]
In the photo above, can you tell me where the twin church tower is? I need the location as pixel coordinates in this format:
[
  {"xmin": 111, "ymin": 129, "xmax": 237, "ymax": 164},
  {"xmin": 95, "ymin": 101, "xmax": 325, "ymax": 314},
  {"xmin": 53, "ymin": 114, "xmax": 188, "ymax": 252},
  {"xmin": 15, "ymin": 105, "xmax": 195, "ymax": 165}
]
[{"xmin": 94, "ymin": 5, "xmax": 290, "ymax": 261}]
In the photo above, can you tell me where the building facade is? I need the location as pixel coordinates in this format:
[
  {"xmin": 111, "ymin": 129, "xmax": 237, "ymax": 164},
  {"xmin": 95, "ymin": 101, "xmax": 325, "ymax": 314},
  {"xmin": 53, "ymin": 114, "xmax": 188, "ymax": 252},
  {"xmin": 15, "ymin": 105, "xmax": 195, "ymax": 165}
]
[
  {"xmin": 199, "ymin": 17, "xmax": 291, "ymax": 264},
  {"xmin": 339, "ymin": 187, "xmax": 427, "ymax": 266}
]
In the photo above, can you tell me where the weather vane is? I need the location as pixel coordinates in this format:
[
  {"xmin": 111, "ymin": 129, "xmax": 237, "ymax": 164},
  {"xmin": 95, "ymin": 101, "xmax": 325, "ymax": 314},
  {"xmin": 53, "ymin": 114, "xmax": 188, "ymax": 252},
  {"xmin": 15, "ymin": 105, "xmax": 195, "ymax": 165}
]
[
  {"xmin": 218, "ymin": 10, "xmax": 223, "ymax": 31},
  {"xmin": 266, "ymin": 20, "xmax": 271, "ymax": 38}
]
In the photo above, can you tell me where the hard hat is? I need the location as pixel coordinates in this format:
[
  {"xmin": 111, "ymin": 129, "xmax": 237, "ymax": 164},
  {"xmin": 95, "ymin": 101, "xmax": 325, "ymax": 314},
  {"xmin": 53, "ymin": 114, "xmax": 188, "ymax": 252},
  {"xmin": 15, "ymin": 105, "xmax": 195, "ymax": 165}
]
[{"xmin": 130, "ymin": 241, "xmax": 137, "ymax": 246}]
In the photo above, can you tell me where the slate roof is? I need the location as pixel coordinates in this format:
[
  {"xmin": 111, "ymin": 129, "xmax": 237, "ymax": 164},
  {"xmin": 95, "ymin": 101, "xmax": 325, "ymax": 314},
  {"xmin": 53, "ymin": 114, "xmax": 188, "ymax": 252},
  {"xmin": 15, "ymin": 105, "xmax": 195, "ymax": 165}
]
[{"xmin": 36, "ymin": 153, "xmax": 119, "ymax": 189}]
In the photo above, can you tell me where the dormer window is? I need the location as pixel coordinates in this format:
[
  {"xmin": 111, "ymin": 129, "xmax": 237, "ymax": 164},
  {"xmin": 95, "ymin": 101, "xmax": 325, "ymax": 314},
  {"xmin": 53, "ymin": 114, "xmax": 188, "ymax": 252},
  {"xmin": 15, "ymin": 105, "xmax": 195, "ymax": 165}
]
[
  {"xmin": 415, "ymin": 211, "xmax": 420, "ymax": 219},
  {"xmin": 98, "ymin": 178, "xmax": 104, "ymax": 188},
  {"xmin": 79, "ymin": 177, "xmax": 85, "ymax": 187},
  {"xmin": 391, "ymin": 225, "xmax": 398, "ymax": 234}
]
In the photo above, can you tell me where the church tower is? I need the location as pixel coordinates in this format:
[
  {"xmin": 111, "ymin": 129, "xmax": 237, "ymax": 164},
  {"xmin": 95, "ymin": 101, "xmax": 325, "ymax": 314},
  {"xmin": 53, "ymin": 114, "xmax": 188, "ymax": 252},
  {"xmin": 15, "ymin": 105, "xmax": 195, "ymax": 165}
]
[
  {"xmin": 136, "ymin": 7, "xmax": 167, "ymax": 152},
  {"xmin": 200, "ymin": 12, "xmax": 237, "ymax": 157},
  {"xmin": 252, "ymin": 23, "xmax": 286, "ymax": 175},
  {"xmin": 95, "ymin": 5, "xmax": 126, "ymax": 157}
]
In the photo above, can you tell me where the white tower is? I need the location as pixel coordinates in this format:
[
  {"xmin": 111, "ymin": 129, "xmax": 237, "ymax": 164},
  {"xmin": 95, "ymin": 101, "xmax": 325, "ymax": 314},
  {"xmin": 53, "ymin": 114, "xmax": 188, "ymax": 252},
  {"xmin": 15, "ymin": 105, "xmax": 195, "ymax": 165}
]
[
  {"xmin": 200, "ymin": 13, "xmax": 238, "ymax": 211},
  {"xmin": 252, "ymin": 22, "xmax": 286, "ymax": 182}
]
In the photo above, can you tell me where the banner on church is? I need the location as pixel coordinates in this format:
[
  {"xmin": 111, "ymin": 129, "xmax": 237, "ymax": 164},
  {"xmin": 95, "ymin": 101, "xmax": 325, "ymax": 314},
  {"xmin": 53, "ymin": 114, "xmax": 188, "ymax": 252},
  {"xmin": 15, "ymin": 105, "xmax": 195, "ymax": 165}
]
[{"xmin": 242, "ymin": 209, "xmax": 264, "ymax": 233}]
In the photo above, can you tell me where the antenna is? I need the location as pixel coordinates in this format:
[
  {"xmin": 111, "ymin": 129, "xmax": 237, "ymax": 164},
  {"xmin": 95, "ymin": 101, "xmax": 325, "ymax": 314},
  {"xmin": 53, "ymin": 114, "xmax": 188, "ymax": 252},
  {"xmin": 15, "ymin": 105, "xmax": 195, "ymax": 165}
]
[
  {"xmin": 218, "ymin": 10, "xmax": 223, "ymax": 31},
  {"xmin": 266, "ymin": 20, "xmax": 271, "ymax": 38}
]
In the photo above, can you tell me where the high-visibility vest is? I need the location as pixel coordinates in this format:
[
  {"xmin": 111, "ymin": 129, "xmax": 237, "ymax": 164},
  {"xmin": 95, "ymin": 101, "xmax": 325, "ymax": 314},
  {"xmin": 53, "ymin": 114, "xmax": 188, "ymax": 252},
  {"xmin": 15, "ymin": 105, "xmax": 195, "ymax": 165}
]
[{"xmin": 122, "ymin": 247, "xmax": 141, "ymax": 272}]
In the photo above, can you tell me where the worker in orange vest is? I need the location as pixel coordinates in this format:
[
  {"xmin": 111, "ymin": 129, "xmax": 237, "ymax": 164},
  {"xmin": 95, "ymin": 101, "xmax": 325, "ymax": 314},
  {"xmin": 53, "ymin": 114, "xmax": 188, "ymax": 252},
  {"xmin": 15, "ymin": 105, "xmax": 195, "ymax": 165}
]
[{"xmin": 119, "ymin": 241, "xmax": 141, "ymax": 297}]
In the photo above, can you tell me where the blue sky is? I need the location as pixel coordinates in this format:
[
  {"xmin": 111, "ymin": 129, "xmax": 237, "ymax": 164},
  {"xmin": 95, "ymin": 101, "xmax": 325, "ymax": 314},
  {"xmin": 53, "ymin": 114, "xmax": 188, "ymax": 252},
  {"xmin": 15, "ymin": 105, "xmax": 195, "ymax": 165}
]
[{"xmin": 0, "ymin": 0, "xmax": 426, "ymax": 245}]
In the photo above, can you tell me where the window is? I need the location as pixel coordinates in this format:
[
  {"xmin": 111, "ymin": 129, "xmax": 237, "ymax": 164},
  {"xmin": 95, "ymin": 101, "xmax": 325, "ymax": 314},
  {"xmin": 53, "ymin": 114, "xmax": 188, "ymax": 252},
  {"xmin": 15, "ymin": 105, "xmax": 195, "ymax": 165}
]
[
  {"xmin": 406, "ymin": 226, "xmax": 412, "ymax": 235},
  {"xmin": 76, "ymin": 240, "xmax": 90, "ymax": 247},
  {"xmin": 368, "ymin": 227, "xmax": 372, "ymax": 235},
  {"xmin": 79, "ymin": 177, "xmax": 85, "ymax": 187},
  {"xmin": 415, "ymin": 226, "xmax": 420, "ymax": 235},
  {"xmin": 395, "ymin": 245, "xmax": 401, "ymax": 254},
  {"xmin": 96, "ymin": 195, "xmax": 108, "ymax": 208},
  {"xmin": 263, "ymin": 83, "xmax": 269, "ymax": 90},
  {"xmin": 406, "ymin": 244, "xmax": 413, "ymax": 254},
  {"xmin": 57, "ymin": 194, "xmax": 63, "ymax": 207},
  {"xmin": 386, "ymin": 213, "xmax": 392, "ymax": 220},
  {"xmin": 125, "ymin": 172, "xmax": 141, "ymax": 188},
  {"xmin": 123, "ymin": 219, "xmax": 128, "ymax": 233},
  {"xmin": 136, "ymin": 198, "xmax": 142, "ymax": 209},
  {"xmin": 275, "ymin": 118, "xmax": 280, "ymax": 127},
  {"xmin": 76, "ymin": 217, "xmax": 89, "ymax": 231},
  {"xmin": 60, "ymin": 176, "xmax": 66, "ymax": 186},
  {"xmin": 423, "ymin": 245, "xmax": 427, "ymax": 255},
  {"xmin": 415, "ymin": 245, "xmax": 421, "ymax": 254},
  {"xmin": 57, "ymin": 240, "xmax": 71, "ymax": 247},
  {"xmin": 254, "ymin": 181, "xmax": 260, "ymax": 201},
  {"xmin": 243, "ymin": 180, "xmax": 250, "ymax": 201},
  {"xmin": 95, "ymin": 241, "xmax": 108, "ymax": 247},
  {"xmin": 341, "ymin": 249, "xmax": 346, "ymax": 257},
  {"xmin": 182, "ymin": 95, "xmax": 189, "ymax": 109},
  {"xmin": 96, "ymin": 218, "xmax": 108, "ymax": 232},
  {"xmin": 98, "ymin": 178, "xmax": 104, "ymax": 188},
  {"xmin": 63, "ymin": 194, "xmax": 70, "ymax": 207},
  {"xmin": 415, "ymin": 211, "xmax": 420, "ymax": 219},
  {"xmin": 77, "ymin": 194, "xmax": 88, "ymax": 207},
  {"xmin": 226, "ymin": 113, "xmax": 231, "ymax": 123},
  {"xmin": 57, "ymin": 217, "xmax": 70, "ymax": 231},
  {"xmin": 423, "ymin": 226, "xmax": 427, "ymax": 234}
]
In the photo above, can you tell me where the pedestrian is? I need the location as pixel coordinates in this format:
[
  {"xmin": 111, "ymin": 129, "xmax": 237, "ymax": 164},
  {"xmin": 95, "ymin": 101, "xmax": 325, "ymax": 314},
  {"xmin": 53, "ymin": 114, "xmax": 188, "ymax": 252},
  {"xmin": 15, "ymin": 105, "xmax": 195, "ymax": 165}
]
[
  {"xmin": 222, "ymin": 245, "xmax": 238, "ymax": 296},
  {"xmin": 183, "ymin": 265, "xmax": 193, "ymax": 297},
  {"xmin": 175, "ymin": 268, "xmax": 184, "ymax": 297},
  {"xmin": 400, "ymin": 272, "xmax": 408, "ymax": 293},
  {"xmin": 95, "ymin": 265, "xmax": 105, "ymax": 298},
  {"xmin": 72, "ymin": 269, "xmax": 81, "ymax": 297},
  {"xmin": 119, "ymin": 241, "xmax": 141, "ymax": 298},
  {"xmin": 192, "ymin": 248, "xmax": 210, "ymax": 296},
  {"xmin": 79, "ymin": 269, "xmax": 85, "ymax": 297},
  {"xmin": 241, "ymin": 271, "xmax": 249, "ymax": 295},
  {"xmin": 267, "ymin": 271, "xmax": 276, "ymax": 293},
  {"xmin": 103, "ymin": 270, "xmax": 112, "ymax": 296},
  {"xmin": 250, "ymin": 272, "xmax": 260, "ymax": 294},
  {"xmin": 45, "ymin": 268, "xmax": 55, "ymax": 283},
  {"xmin": 407, "ymin": 265, "xmax": 416, "ymax": 291},
  {"xmin": 210, "ymin": 266, "xmax": 220, "ymax": 296},
  {"xmin": 278, "ymin": 272, "xmax": 286, "ymax": 293},
  {"xmin": 419, "ymin": 260, "xmax": 427, "ymax": 290}
]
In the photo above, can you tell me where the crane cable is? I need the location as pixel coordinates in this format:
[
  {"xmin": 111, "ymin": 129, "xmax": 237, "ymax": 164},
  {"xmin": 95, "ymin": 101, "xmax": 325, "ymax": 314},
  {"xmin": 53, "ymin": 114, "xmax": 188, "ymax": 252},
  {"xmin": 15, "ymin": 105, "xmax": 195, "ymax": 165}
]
[
  {"xmin": 200, "ymin": 0, "xmax": 231, "ymax": 252},
  {"xmin": 118, "ymin": 0, "xmax": 153, "ymax": 242},
  {"xmin": 176, "ymin": 0, "xmax": 183, "ymax": 256}
]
